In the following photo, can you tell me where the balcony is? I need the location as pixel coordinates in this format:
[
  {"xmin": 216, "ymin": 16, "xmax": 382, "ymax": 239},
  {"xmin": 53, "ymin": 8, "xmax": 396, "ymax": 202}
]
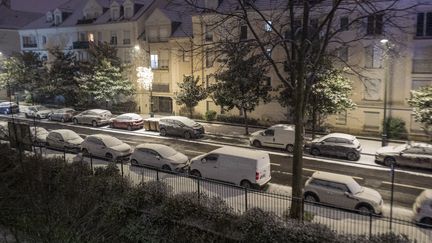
[
  {"xmin": 152, "ymin": 83, "xmax": 170, "ymax": 92},
  {"xmin": 412, "ymin": 59, "xmax": 432, "ymax": 73},
  {"xmin": 72, "ymin": 41, "xmax": 90, "ymax": 49},
  {"xmin": 148, "ymin": 36, "xmax": 169, "ymax": 43},
  {"xmin": 23, "ymin": 43, "xmax": 37, "ymax": 48},
  {"xmin": 150, "ymin": 60, "xmax": 169, "ymax": 70}
]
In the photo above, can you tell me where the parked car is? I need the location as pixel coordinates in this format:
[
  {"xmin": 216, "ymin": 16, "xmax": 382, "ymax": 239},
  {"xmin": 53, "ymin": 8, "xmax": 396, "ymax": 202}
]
[
  {"xmin": 30, "ymin": 126, "xmax": 49, "ymax": 146},
  {"xmin": 375, "ymin": 142, "xmax": 432, "ymax": 169},
  {"xmin": 250, "ymin": 124, "xmax": 296, "ymax": 152},
  {"xmin": 304, "ymin": 171, "xmax": 383, "ymax": 215},
  {"xmin": 159, "ymin": 116, "xmax": 204, "ymax": 139},
  {"xmin": 130, "ymin": 143, "xmax": 189, "ymax": 171},
  {"xmin": 0, "ymin": 121, "xmax": 9, "ymax": 140},
  {"xmin": 413, "ymin": 189, "xmax": 432, "ymax": 227},
  {"xmin": 0, "ymin": 102, "xmax": 19, "ymax": 115},
  {"xmin": 110, "ymin": 113, "xmax": 144, "ymax": 130},
  {"xmin": 49, "ymin": 108, "xmax": 77, "ymax": 122},
  {"xmin": 189, "ymin": 146, "xmax": 271, "ymax": 189},
  {"xmin": 81, "ymin": 134, "xmax": 131, "ymax": 161},
  {"xmin": 306, "ymin": 133, "xmax": 362, "ymax": 161},
  {"xmin": 72, "ymin": 109, "xmax": 112, "ymax": 127},
  {"xmin": 46, "ymin": 129, "xmax": 83, "ymax": 152},
  {"xmin": 24, "ymin": 105, "xmax": 53, "ymax": 119}
]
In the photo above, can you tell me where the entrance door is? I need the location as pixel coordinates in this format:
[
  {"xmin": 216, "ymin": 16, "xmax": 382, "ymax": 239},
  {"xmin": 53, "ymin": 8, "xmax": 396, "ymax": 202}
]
[{"xmin": 153, "ymin": 97, "xmax": 173, "ymax": 114}]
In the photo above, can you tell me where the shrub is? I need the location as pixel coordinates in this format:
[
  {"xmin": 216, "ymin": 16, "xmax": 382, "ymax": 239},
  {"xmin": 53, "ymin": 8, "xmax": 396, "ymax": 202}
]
[
  {"xmin": 204, "ymin": 110, "xmax": 217, "ymax": 121},
  {"xmin": 216, "ymin": 114, "xmax": 260, "ymax": 126},
  {"xmin": 384, "ymin": 117, "xmax": 408, "ymax": 139}
]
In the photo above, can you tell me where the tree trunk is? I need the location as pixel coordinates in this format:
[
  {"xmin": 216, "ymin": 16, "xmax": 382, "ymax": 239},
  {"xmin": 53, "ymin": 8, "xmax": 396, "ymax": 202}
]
[
  {"xmin": 188, "ymin": 106, "xmax": 193, "ymax": 118},
  {"xmin": 311, "ymin": 107, "xmax": 317, "ymax": 140},
  {"xmin": 243, "ymin": 108, "xmax": 249, "ymax": 135}
]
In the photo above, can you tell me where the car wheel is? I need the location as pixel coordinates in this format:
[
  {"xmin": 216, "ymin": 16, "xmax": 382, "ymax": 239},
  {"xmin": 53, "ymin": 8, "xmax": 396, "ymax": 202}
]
[
  {"xmin": 304, "ymin": 192, "xmax": 319, "ymax": 203},
  {"xmin": 419, "ymin": 217, "xmax": 432, "ymax": 227},
  {"xmin": 127, "ymin": 125, "xmax": 132, "ymax": 131},
  {"xmin": 356, "ymin": 203, "xmax": 374, "ymax": 215},
  {"xmin": 130, "ymin": 159, "xmax": 138, "ymax": 166},
  {"xmin": 384, "ymin": 157, "xmax": 396, "ymax": 167},
  {"xmin": 240, "ymin": 180, "xmax": 252, "ymax": 189},
  {"xmin": 160, "ymin": 128, "xmax": 167, "ymax": 136},
  {"xmin": 286, "ymin": 144, "xmax": 294, "ymax": 153},
  {"xmin": 61, "ymin": 118, "xmax": 65, "ymax": 123},
  {"xmin": 82, "ymin": 148, "xmax": 89, "ymax": 156},
  {"xmin": 105, "ymin": 153, "xmax": 113, "ymax": 161},
  {"xmin": 310, "ymin": 148, "xmax": 320, "ymax": 156},
  {"xmin": 252, "ymin": 140, "xmax": 261, "ymax": 148},
  {"xmin": 92, "ymin": 120, "xmax": 97, "ymax": 127},
  {"xmin": 347, "ymin": 152, "xmax": 358, "ymax": 161},
  {"xmin": 184, "ymin": 131, "xmax": 192, "ymax": 139},
  {"xmin": 73, "ymin": 118, "xmax": 78, "ymax": 125},
  {"xmin": 162, "ymin": 164, "xmax": 171, "ymax": 171},
  {"xmin": 37, "ymin": 115, "xmax": 41, "ymax": 119},
  {"xmin": 190, "ymin": 170, "xmax": 201, "ymax": 178}
]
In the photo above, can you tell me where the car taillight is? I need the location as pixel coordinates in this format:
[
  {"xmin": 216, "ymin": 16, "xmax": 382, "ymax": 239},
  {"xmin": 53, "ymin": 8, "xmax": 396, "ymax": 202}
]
[{"xmin": 256, "ymin": 171, "xmax": 260, "ymax": 181}]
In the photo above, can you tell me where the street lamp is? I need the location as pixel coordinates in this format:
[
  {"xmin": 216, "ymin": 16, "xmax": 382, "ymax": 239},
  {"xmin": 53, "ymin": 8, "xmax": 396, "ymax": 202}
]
[
  {"xmin": 380, "ymin": 39, "xmax": 390, "ymax": 147},
  {"xmin": 136, "ymin": 66, "xmax": 154, "ymax": 116}
]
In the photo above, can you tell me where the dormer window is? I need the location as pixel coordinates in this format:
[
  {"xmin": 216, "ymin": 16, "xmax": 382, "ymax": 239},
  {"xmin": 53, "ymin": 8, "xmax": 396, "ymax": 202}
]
[
  {"xmin": 124, "ymin": 7, "xmax": 132, "ymax": 18},
  {"xmin": 123, "ymin": 0, "xmax": 134, "ymax": 19},
  {"xmin": 54, "ymin": 9, "xmax": 62, "ymax": 25},
  {"xmin": 46, "ymin": 11, "xmax": 53, "ymax": 22},
  {"xmin": 110, "ymin": 1, "xmax": 120, "ymax": 20}
]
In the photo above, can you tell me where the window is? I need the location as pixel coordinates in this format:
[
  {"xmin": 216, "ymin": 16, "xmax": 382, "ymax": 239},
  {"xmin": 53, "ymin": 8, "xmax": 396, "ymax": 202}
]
[
  {"xmin": 112, "ymin": 8, "xmax": 119, "ymax": 20},
  {"xmin": 265, "ymin": 20, "xmax": 272, "ymax": 32},
  {"xmin": 338, "ymin": 46, "xmax": 348, "ymax": 62},
  {"xmin": 88, "ymin": 33, "xmax": 94, "ymax": 42},
  {"xmin": 124, "ymin": 7, "xmax": 132, "ymax": 18},
  {"xmin": 340, "ymin": 16, "xmax": 349, "ymax": 31},
  {"xmin": 336, "ymin": 111, "xmax": 347, "ymax": 125},
  {"xmin": 363, "ymin": 78, "xmax": 382, "ymax": 100},
  {"xmin": 266, "ymin": 47, "xmax": 272, "ymax": 57},
  {"xmin": 323, "ymin": 137, "xmax": 337, "ymax": 143},
  {"xmin": 151, "ymin": 54, "xmax": 159, "ymax": 69},
  {"xmin": 182, "ymin": 50, "xmax": 190, "ymax": 62},
  {"xmin": 123, "ymin": 30, "xmax": 131, "ymax": 45},
  {"xmin": 416, "ymin": 12, "xmax": 432, "ymax": 37},
  {"xmin": 363, "ymin": 111, "xmax": 380, "ymax": 130},
  {"xmin": 42, "ymin": 36, "xmax": 47, "ymax": 45},
  {"xmin": 54, "ymin": 14, "xmax": 61, "ymax": 25},
  {"xmin": 205, "ymin": 50, "xmax": 213, "ymax": 68},
  {"xmin": 366, "ymin": 14, "xmax": 383, "ymax": 35},
  {"xmin": 205, "ymin": 24, "xmax": 213, "ymax": 42},
  {"xmin": 79, "ymin": 32, "xmax": 86, "ymax": 41},
  {"xmin": 264, "ymin": 129, "xmax": 274, "ymax": 136},
  {"xmin": 204, "ymin": 154, "xmax": 218, "ymax": 162},
  {"xmin": 364, "ymin": 45, "xmax": 382, "ymax": 68},
  {"xmin": 240, "ymin": 25, "xmax": 248, "ymax": 40},
  {"xmin": 110, "ymin": 31, "xmax": 117, "ymax": 45},
  {"xmin": 22, "ymin": 36, "xmax": 37, "ymax": 48}
]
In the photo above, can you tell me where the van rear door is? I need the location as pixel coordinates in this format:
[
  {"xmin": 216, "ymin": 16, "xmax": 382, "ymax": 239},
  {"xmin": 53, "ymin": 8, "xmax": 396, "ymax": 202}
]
[{"xmin": 255, "ymin": 153, "xmax": 271, "ymax": 186}]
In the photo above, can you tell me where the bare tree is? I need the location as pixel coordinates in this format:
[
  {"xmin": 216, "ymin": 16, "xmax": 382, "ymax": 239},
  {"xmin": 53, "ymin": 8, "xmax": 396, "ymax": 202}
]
[{"xmin": 177, "ymin": 0, "xmax": 421, "ymax": 219}]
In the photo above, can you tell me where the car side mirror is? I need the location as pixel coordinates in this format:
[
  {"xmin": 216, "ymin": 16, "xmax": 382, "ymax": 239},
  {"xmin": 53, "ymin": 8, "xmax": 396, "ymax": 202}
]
[
  {"xmin": 259, "ymin": 132, "xmax": 265, "ymax": 136},
  {"xmin": 344, "ymin": 191, "xmax": 351, "ymax": 198},
  {"xmin": 156, "ymin": 155, "xmax": 161, "ymax": 160},
  {"xmin": 320, "ymin": 141, "xmax": 325, "ymax": 144},
  {"xmin": 59, "ymin": 139, "xmax": 64, "ymax": 142},
  {"xmin": 399, "ymin": 152, "xmax": 404, "ymax": 156},
  {"xmin": 201, "ymin": 158, "xmax": 207, "ymax": 163}
]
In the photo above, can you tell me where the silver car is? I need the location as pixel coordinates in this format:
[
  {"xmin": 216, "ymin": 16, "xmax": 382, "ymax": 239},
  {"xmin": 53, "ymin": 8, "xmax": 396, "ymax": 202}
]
[
  {"xmin": 72, "ymin": 109, "xmax": 112, "ymax": 127},
  {"xmin": 307, "ymin": 133, "xmax": 362, "ymax": 161},
  {"xmin": 130, "ymin": 143, "xmax": 189, "ymax": 171},
  {"xmin": 25, "ymin": 105, "xmax": 53, "ymax": 119},
  {"xmin": 30, "ymin": 126, "xmax": 49, "ymax": 146},
  {"xmin": 375, "ymin": 143, "xmax": 432, "ymax": 169},
  {"xmin": 49, "ymin": 108, "xmax": 77, "ymax": 122},
  {"xmin": 81, "ymin": 134, "xmax": 131, "ymax": 161},
  {"xmin": 304, "ymin": 171, "xmax": 383, "ymax": 215},
  {"xmin": 46, "ymin": 129, "xmax": 84, "ymax": 152}
]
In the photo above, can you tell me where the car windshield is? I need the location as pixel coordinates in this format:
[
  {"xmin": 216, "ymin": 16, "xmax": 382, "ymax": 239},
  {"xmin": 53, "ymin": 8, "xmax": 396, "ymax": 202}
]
[
  {"xmin": 35, "ymin": 106, "xmax": 48, "ymax": 111},
  {"xmin": 175, "ymin": 117, "xmax": 197, "ymax": 127},
  {"xmin": 158, "ymin": 146, "xmax": 177, "ymax": 157},
  {"xmin": 348, "ymin": 180, "xmax": 363, "ymax": 194},
  {"xmin": 393, "ymin": 144, "xmax": 409, "ymax": 152},
  {"xmin": 103, "ymin": 137, "xmax": 123, "ymax": 147},
  {"xmin": 62, "ymin": 131, "xmax": 81, "ymax": 141}
]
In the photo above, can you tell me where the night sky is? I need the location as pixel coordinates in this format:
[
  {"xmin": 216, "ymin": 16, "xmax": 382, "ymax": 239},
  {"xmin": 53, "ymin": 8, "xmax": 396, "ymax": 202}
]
[{"xmin": 12, "ymin": 0, "xmax": 69, "ymax": 13}]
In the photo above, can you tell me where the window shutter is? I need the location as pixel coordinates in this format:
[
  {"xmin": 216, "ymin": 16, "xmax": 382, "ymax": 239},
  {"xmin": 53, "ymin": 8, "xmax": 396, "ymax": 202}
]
[{"xmin": 416, "ymin": 13, "xmax": 424, "ymax": 36}]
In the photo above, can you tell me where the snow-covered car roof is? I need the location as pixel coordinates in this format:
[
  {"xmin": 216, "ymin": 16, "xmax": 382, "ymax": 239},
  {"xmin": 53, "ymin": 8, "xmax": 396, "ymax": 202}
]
[
  {"xmin": 136, "ymin": 143, "xmax": 178, "ymax": 157},
  {"xmin": 116, "ymin": 113, "xmax": 142, "ymax": 120}
]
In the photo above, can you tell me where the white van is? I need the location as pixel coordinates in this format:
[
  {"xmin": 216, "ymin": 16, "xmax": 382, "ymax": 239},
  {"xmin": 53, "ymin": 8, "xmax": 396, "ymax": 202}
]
[
  {"xmin": 413, "ymin": 189, "xmax": 432, "ymax": 226},
  {"xmin": 250, "ymin": 124, "xmax": 295, "ymax": 152},
  {"xmin": 189, "ymin": 146, "xmax": 271, "ymax": 189}
]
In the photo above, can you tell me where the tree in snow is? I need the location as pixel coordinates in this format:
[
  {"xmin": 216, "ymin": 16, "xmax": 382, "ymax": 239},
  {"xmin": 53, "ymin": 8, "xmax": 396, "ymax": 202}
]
[
  {"xmin": 408, "ymin": 86, "xmax": 432, "ymax": 139},
  {"xmin": 175, "ymin": 75, "xmax": 208, "ymax": 118}
]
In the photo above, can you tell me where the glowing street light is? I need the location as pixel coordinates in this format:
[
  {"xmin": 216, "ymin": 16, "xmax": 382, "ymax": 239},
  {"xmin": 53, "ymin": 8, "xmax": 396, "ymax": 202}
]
[
  {"xmin": 134, "ymin": 45, "xmax": 140, "ymax": 51},
  {"xmin": 136, "ymin": 66, "xmax": 154, "ymax": 115}
]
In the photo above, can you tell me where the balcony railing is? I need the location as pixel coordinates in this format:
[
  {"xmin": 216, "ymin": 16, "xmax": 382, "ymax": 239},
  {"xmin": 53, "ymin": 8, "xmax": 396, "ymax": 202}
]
[
  {"xmin": 72, "ymin": 41, "xmax": 90, "ymax": 49},
  {"xmin": 148, "ymin": 36, "xmax": 169, "ymax": 43},
  {"xmin": 150, "ymin": 60, "xmax": 169, "ymax": 70},
  {"xmin": 152, "ymin": 83, "xmax": 170, "ymax": 92},
  {"xmin": 23, "ymin": 43, "xmax": 37, "ymax": 48},
  {"xmin": 412, "ymin": 59, "xmax": 432, "ymax": 73}
]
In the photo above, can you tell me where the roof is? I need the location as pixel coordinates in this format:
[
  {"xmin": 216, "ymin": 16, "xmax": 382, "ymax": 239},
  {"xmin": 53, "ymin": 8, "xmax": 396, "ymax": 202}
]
[
  {"xmin": 321, "ymin": 133, "xmax": 356, "ymax": 140},
  {"xmin": 311, "ymin": 171, "xmax": 356, "ymax": 184},
  {"xmin": 88, "ymin": 109, "xmax": 110, "ymax": 113},
  {"xmin": 0, "ymin": 5, "xmax": 42, "ymax": 29},
  {"xmin": 158, "ymin": 2, "xmax": 195, "ymax": 38},
  {"xmin": 52, "ymin": 129, "xmax": 77, "ymax": 134},
  {"xmin": 22, "ymin": 0, "xmax": 154, "ymax": 29},
  {"xmin": 136, "ymin": 143, "xmax": 170, "ymax": 150},
  {"xmin": 411, "ymin": 142, "xmax": 432, "ymax": 148},
  {"xmin": 211, "ymin": 146, "xmax": 268, "ymax": 160},
  {"xmin": 270, "ymin": 124, "xmax": 295, "ymax": 130},
  {"xmin": 88, "ymin": 133, "xmax": 113, "ymax": 140}
]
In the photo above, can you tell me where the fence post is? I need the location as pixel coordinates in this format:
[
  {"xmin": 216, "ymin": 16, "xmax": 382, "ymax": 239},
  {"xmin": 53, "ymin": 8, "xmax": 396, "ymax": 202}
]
[
  {"xmin": 90, "ymin": 154, "xmax": 93, "ymax": 174},
  {"xmin": 63, "ymin": 147, "xmax": 66, "ymax": 162},
  {"xmin": 120, "ymin": 159, "xmax": 124, "ymax": 177},
  {"xmin": 244, "ymin": 187, "xmax": 248, "ymax": 212},
  {"xmin": 369, "ymin": 212, "xmax": 373, "ymax": 239},
  {"xmin": 197, "ymin": 177, "xmax": 201, "ymax": 203},
  {"xmin": 301, "ymin": 198, "xmax": 305, "ymax": 223},
  {"xmin": 156, "ymin": 170, "xmax": 159, "ymax": 181}
]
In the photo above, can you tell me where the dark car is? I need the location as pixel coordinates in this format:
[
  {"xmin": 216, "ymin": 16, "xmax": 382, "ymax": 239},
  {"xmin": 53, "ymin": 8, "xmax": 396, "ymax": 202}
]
[
  {"xmin": 49, "ymin": 108, "xmax": 77, "ymax": 122},
  {"xmin": 0, "ymin": 102, "xmax": 19, "ymax": 115},
  {"xmin": 307, "ymin": 133, "xmax": 362, "ymax": 161},
  {"xmin": 375, "ymin": 142, "xmax": 432, "ymax": 169},
  {"xmin": 159, "ymin": 116, "xmax": 204, "ymax": 139},
  {"xmin": 110, "ymin": 113, "xmax": 144, "ymax": 130}
]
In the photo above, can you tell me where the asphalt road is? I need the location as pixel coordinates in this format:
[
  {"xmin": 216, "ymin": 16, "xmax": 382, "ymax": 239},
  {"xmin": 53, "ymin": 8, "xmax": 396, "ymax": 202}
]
[{"xmin": 1, "ymin": 113, "xmax": 432, "ymax": 209}]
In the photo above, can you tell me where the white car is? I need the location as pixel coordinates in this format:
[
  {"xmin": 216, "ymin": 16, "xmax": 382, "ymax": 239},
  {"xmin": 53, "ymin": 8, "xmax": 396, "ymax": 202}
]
[
  {"xmin": 24, "ymin": 105, "xmax": 53, "ymax": 119},
  {"xmin": 81, "ymin": 134, "xmax": 131, "ymax": 161},
  {"xmin": 30, "ymin": 126, "xmax": 49, "ymax": 146},
  {"xmin": 46, "ymin": 129, "xmax": 84, "ymax": 152},
  {"xmin": 413, "ymin": 189, "xmax": 432, "ymax": 227},
  {"xmin": 250, "ymin": 124, "xmax": 296, "ymax": 152},
  {"xmin": 304, "ymin": 171, "xmax": 383, "ymax": 215},
  {"xmin": 0, "ymin": 121, "xmax": 9, "ymax": 140},
  {"xmin": 130, "ymin": 143, "xmax": 189, "ymax": 171}
]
